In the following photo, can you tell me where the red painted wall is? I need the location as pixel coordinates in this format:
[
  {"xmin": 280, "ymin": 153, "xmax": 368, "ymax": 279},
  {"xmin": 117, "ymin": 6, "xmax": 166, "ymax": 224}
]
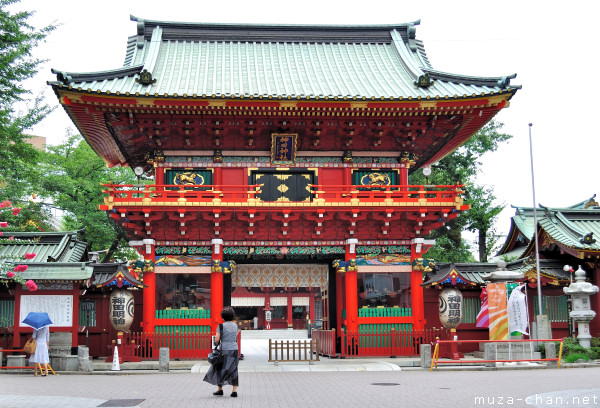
[{"xmin": 319, "ymin": 168, "xmax": 344, "ymax": 198}]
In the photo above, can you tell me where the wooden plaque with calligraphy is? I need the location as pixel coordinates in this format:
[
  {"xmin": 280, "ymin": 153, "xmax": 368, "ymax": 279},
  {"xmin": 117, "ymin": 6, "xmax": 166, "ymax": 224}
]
[{"xmin": 271, "ymin": 133, "xmax": 297, "ymax": 165}]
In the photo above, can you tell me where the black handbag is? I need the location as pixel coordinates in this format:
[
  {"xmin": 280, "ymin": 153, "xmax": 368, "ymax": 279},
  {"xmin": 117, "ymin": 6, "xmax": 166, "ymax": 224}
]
[
  {"xmin": 208, "ymin": 323, "xmax": 224, "ymax": 365},
  {"xmin": 207, "ymin": 348, "xmax": 224, "ymax": 365}
]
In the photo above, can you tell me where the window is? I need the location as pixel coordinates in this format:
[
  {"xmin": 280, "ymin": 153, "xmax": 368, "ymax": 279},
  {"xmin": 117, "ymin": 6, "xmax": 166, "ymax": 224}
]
[
  {"xmin": 156, "ymin": 274, "xmax": 211, "ymax": 311},
  {"xmin": 461, "ymin": 297, "xmax": 482, "ymax": 324},
  {"xmin": 79, "ymin": 300, "xmax": 96, "ymax": 326},
  {"xmin": 357, "ymin": 272, "xmax": 411, "ymax": 309},
  {"xmin": 0, "ymin": 299, "xmax": 14, "ymax": 327},
  {"xmin": 533, "ymin": 295, "xmax": 569, "ymax": 322}
]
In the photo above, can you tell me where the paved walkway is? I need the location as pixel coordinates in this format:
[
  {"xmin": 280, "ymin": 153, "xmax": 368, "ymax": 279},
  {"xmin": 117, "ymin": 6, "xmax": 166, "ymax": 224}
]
[
  {"xmin": 91, "ymin": 338, "xmax": 414, "ymax": 372},
  {"xmin": 1, "ymin": 367, "xmax": 599, "ymax": 407}
]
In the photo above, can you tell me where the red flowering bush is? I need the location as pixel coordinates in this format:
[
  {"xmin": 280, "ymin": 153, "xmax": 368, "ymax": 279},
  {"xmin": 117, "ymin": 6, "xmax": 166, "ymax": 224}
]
[{"xmin": 0, "ymin": 198, "xmax": 37, "ymax": 291}]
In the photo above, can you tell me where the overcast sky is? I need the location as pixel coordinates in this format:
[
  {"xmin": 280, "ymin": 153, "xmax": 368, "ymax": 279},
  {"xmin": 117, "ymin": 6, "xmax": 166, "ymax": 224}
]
[{"xmin": 14, "ymin": 0, "xmax": 600, "ymax": 246}]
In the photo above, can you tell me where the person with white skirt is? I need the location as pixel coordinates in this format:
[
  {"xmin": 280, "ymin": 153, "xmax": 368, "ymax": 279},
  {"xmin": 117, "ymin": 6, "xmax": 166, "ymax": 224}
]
[{"xmin": 29, "ymin": 326, "xmax": 49, "ymax": 376}]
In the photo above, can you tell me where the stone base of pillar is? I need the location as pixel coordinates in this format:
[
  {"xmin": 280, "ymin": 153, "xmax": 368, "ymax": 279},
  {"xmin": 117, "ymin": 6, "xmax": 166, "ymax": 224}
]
[{"xmin": 534, "ymin": 315, "xmax": 552, "ymax": 340}]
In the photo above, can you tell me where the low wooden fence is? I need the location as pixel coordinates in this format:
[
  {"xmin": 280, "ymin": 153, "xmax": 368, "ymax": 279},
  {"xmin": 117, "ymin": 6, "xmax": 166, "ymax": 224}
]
[
  {"xmin": 122, "ymin": 330, "xmax": 241, "ymax": 360},
  {"xmin": 312, "ymin": 329, "xmax": 337, "ymax": 357},
  {"xmin": 311, "ymin": 328, "xmax": 448, "ymax": 358},
  {"xmin": 268, "ymin": 339, "xmax": 320, "ymax": 363}
]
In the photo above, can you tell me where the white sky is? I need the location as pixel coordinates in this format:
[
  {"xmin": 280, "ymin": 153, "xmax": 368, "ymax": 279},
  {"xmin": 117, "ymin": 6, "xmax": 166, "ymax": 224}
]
[{"xmin": 14, "ymin": 0, "xmax": 600, "ymax": 247}]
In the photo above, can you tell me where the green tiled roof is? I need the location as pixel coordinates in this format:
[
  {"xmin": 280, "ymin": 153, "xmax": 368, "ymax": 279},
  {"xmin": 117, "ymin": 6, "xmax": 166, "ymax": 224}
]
[
  {"xmin": 496, "ymin": 195, "xmax": 599, "ymax": 256},
  {"xmin": 0, "ymin": 231, "xmax": 87, "ymax": 263},
  {"xmin": 538, "ymin": 209, "xmax": 600, "ymax": 251},
  {"xmin": 422, "ymin": 259, "xmax": 570, "ymax": 287},
  {"xmin": 49, "ymin": 17, "xmax": 519, "ymax": 100},
  {"xmin": 0, "ymin": 231, "xmax": 91, "ymax": 281},
  {"xmin": 18, "ymin": 263, "xmax": 94, "ymax": 281}
]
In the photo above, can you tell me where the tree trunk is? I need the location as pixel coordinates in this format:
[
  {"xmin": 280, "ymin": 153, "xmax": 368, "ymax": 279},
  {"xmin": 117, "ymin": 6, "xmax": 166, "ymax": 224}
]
[{"xmin": 478, "ymin": 228, "xmax": 488, "ymax": 263}]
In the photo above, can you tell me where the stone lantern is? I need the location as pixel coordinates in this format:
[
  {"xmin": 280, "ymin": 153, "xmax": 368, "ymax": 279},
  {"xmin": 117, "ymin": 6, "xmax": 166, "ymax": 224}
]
[{"xmin": 563, "ymin": 265, "xmax": 599, "ymax": 349}]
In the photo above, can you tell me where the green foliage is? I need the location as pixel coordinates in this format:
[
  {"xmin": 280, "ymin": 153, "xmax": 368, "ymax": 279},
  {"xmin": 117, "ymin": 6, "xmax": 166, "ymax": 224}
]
[
  {"xmin": 0, "ymin": 0, "xmax": 55, "ymax": 224},
  {"xmin": 545, "ymin": 337, "xmax": 600, "ymax": 362},
  {"xmin": 409, "ymin": 120, "xmax": 512, "ymax": 263},
  {"xmin": 563, "ymin": 353, "xmax": 591, "ymax": 363},
  {"xmin": 37, "ymin": 134, "xmax": 138, "ymax": 256}
]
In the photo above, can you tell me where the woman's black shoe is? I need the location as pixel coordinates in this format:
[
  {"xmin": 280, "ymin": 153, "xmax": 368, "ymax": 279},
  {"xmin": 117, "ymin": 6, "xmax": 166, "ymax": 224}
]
[
  {"xmin": 231, "ymin": 392, "xmax": 238, "ymax": 397},
  {"xmin": 213, "ymin": 390, "xmax": 223, "ymax": 396}
]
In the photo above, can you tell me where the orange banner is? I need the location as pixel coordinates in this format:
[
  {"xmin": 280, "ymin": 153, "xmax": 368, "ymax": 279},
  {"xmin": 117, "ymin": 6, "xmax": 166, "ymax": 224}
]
[{"xmin": 487, "ymin": 283, "xmax": 508, "ymax": 340}]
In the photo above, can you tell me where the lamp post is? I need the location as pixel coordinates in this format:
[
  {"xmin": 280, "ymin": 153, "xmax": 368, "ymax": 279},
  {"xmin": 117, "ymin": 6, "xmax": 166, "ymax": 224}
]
[{"xmin": 528, "ymin": 123, "xmax": 550, "ymax": 339}]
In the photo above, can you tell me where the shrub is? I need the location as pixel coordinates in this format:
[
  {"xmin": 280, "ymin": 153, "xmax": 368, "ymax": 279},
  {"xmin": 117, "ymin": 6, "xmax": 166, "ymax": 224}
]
[{"xmin": 563, "ymin": 353, "xmax": 591, "ymax": 363}]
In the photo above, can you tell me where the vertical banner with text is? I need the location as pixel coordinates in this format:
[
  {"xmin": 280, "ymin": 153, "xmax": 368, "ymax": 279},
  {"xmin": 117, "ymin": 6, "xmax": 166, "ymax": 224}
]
[{"xmin": 487, "ymin": 283, "xmax": 508, "ymax": 340}]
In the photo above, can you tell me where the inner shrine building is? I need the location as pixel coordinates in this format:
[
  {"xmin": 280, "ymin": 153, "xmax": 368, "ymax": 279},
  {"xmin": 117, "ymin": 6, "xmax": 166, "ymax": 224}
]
[{"xmin": 49, "ymin": 17, "xmax": 519, "ymax": 345}]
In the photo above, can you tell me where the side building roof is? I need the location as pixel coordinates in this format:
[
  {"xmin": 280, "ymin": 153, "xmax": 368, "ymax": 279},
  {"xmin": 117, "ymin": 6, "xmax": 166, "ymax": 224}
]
[
  {"xmin": 0, "ymin": 230, "xmax": 93, "ymax": 282},
  {"xmin": 496, "ymin": 195, "xmax": 598, "ymax": 257}
]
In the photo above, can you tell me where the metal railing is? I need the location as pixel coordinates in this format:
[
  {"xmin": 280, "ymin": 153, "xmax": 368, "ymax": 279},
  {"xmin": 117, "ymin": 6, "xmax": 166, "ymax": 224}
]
[{"xmin": 431, "ymin": 338, "xmax": 565, "ymax": 370}]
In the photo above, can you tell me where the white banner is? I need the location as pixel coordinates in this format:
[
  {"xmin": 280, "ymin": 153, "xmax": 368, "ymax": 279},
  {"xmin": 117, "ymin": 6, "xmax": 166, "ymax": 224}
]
[{"xmin": 507, "ymin": 285, "xmax": 529, "ymax": 335}]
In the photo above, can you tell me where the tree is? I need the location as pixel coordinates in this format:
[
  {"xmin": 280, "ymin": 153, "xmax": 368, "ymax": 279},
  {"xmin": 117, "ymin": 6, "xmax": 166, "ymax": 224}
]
[
  {"xmin": 409, "ymin": 120, "xmax": 512, "ymax": 263},
  {"xmin": 37, "ymin": 134, "xmax": 138, "ymax": 260},
  {"xmin": 0, "ymin": 0, "xmax": 55, "ymax": 225}
]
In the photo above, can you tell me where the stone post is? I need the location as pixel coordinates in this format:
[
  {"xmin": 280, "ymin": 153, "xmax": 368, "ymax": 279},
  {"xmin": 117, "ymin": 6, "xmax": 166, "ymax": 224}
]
[
  {"xmin": 78, "ymin": 346, "xmax": 93, "ymax": 372},
  {"xmin": 420, "ymin": 344, "xmax": 432, "ymax": 369},
  {"xmin": 484, "ymin": 343, "xmax": 496, "ymax": 368},
  {"xmin": 545, "ymin": 342, "xmax": 557, "ymax": 367},
  {"xmin": 159, "ymin": 347, "xmax": 169, "ymax": 372}
]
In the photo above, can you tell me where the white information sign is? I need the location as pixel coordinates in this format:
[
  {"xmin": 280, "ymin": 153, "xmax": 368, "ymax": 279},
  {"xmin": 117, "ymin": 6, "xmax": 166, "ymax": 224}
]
[{"xmin": 19, "ymin": 295, "xmax": 73, "ymax": 327}]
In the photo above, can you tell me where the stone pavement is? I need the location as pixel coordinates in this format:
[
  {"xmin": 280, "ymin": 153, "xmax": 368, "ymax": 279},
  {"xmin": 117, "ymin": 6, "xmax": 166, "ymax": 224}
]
[{"xmin": 1, "ymin": 366, "xmax": 599, "ymax": 407}]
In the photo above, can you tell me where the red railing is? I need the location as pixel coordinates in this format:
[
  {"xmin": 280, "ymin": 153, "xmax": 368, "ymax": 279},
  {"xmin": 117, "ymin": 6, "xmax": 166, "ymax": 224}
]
[
  {"xmin": 340, "ymin": 328, "xmax": 450, "ymax": 357},
  {"xmin": 0, "ymin": 348, "xmax": 35, "ymax": 370},
  {"xmin": 431, "ymin": 338, "xmax": 565, "ymax": 370},
  {"xmin": 312, "ymin": 329, "xmax": 337, "ymax": 357},
  {"xmin": 311, "ymin": 184, "xmax": 463, "ymax": 203},
  {"xmin": 122, "ymin": 330, "xmax": 242, "ymax": 360},
  {"xmin": 123, "ymin": 332, "xmax": 212, "ymax": 360},
  {"xmin": 102, "ymin": 183, "xmax": 463, "ymax": 206}
]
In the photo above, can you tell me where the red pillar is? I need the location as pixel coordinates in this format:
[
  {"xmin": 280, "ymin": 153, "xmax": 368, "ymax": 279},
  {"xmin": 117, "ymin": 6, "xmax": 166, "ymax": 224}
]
[
  {"xmin": 410, "ymin": 238, "xmax": 426, "ymax": 330},
  {"xmin": 72, "ymin": 283, "xmax": 80, "ymax": 346},
  {"xmin": 12, "ymin": 285, "xmax": 22, "ymax": 348},
  {"xmin": 155, "ymin": 166, "xmax": 164, "ymax": 186},
  {"xmin": 141, "ymin": 239, "xmax": 156, "ymax": 334},
  {"xmin": 211, "ymin": 238, "xmax": 224, "ymax": 333},
  {"xmin": 287, "ymin": 292, "xmax": 293, "ymax": 329},
  {"xmin": 309, "ymin": 292, "xmax": 316, "ymax": 322},
  {"xmin": 344, "ymin": 239, "xmax": 359, "ymax": 333},
  {"xmin": 399, "ymin": 166, "xmax": 408, "ymax": 185}
]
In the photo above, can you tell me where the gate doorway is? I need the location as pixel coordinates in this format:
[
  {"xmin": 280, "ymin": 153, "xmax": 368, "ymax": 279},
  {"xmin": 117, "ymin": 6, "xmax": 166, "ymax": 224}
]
[{"xmin": 228, "ymin": 264, "xmax": 329, "ymax": 332}]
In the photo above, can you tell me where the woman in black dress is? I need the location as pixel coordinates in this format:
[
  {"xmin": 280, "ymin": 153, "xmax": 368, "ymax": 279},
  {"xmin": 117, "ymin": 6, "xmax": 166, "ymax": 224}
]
[{"xmin": 203, "ymin": 307, "xmax": 239, "ymax": 397}]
